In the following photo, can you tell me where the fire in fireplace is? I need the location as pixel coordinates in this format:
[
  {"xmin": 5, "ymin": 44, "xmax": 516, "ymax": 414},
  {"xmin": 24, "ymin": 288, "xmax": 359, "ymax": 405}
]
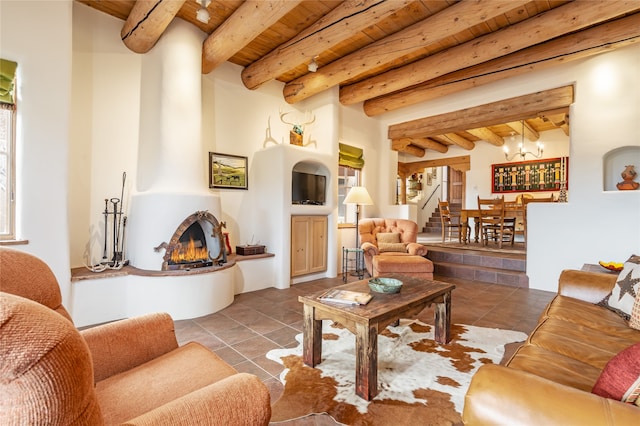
[
  {"xmin": 155, "ymin": 211, "xmax": 226, "ymax": 271},
  {"xmin": 168, "ymin": 222, "xmax": 212, "ymax": 269}
]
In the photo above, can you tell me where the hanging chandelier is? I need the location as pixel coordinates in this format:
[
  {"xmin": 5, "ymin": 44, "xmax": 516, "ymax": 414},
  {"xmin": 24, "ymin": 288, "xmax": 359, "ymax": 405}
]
[{"xmin": 503, "ymin": 120, "xmax": 543, "ymax": 161}]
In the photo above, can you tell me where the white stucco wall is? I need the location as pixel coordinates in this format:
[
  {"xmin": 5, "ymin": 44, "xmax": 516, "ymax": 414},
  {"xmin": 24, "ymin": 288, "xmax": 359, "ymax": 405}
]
[
  {"xmin": 70, "ymin": 2, "xmax": 140, "ymax": 269},
  {"xmin": 0, "ymin": 0, "xmax": 73, "ymax": 303}
]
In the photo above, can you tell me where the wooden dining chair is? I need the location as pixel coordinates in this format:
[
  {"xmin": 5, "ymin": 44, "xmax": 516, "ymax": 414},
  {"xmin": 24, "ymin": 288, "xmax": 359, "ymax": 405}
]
[
  {"xmin": 438, "ymin": 198, "xmax": 470, "ymax": 243},
  {"xmin": 477, "ymin": 196, "xmax": 515, "ymax": 248}
]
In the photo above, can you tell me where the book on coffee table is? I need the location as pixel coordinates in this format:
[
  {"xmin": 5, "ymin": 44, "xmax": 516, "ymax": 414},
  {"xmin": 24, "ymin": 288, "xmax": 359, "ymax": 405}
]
[{"xmin": 319, "ymin": 289, "xmax": 372, "ymax": 306}]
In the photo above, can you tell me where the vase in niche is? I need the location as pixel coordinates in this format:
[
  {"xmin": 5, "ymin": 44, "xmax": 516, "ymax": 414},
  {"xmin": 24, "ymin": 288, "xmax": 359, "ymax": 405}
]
[{"xmin": 616, "ymin": 165, "xmax": 639, "ymax": 190}]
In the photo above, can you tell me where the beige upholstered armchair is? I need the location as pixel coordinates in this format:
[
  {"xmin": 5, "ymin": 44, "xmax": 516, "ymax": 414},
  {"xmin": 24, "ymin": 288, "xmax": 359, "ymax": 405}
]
[
  {"xmin": 0, "ymin": 248, "xmax": 271, "ymax": 425},
  {"xmin": 358, "ymin": 218, "xmax": 433, "ymax": 279}
]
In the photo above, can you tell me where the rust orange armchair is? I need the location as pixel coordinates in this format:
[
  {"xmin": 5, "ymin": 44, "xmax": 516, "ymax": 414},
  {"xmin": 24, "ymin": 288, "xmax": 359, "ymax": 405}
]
[
  {"xmin": 0, "ymin": 248, "xmax": 271, "ymax": 425},
  {"xmin": 358, "ymin": 218, "xmax": 433, "ymax": 279}
]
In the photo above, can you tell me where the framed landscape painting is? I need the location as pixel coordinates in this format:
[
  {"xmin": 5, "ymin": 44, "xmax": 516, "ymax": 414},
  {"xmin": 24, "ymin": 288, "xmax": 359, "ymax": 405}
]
[{"xmin": 209, "ymin": 152, "xmax": 248, "ymax": 189}]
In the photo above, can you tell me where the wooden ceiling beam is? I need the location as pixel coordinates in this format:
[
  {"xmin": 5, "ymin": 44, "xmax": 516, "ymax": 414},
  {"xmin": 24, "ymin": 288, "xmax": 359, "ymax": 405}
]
[
  {"xmin": 240, "ymin": 0, "xmax": 408, "ymax": 90},
  {"xmin": 364, "ymin": 12, "xmax": 640, "ymax": 116},
  {"xmin": 395, "ymin": 137, "xmax": 448, "ymax": 153},
  {"xmin": 388, "ymin": 86, "xmax": 574, "ymax": 140},
  {"xmin": 392, "ymin": 140, "xmax": 425, "ymax": 158},
  {"xmin": 442, "ymin": 134, "xmax": 475, "ymax": 151},
  {"xmin": 398, "ymin": 156, "xmax": 471, "ymax": 176},
  {"xmin": 202, "ymin": 1, "xmax": 302, "ymax": 74},
  {"xmin": 343, "ymin": 1, "xmax": 640, "ymax": 106},
  {"xmin": 542, "ymin": 113, "xmax": 570, "ymax": 136},
  {"xmin": 466, "ymin": 128, "xmax": 504, "ymax": 146},
  {"xmin": 506, "ymin": 121, "xmax": 540, "ymax": 141},
  {"xmin": 282, "ymin": 0, "xmax": 529, "ymax": 104},
  {"xmin": 121, "ymin": 0, "xmax": 185, "ymax": 54}
]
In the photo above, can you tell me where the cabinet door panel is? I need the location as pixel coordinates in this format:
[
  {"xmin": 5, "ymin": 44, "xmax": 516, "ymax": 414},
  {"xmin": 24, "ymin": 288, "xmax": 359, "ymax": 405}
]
[
  {"xmin": 291, "ymin": 217, "xmax": 310, "ymax": 276},
  {"xmin": 309, "ymin": 216, "xmax": 327, "ymax": 273}
]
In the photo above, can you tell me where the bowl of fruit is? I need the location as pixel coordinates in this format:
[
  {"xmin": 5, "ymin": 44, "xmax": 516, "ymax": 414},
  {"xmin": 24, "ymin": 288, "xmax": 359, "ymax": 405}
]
[{"xmin": 598, "ymin": 261, "xmax": 624, "ymax": 272}]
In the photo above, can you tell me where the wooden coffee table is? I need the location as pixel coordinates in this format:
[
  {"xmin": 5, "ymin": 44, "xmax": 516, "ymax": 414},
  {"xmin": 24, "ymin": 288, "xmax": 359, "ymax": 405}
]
[{"xmin": 298, "ymin": 275, "xmax": 455, "ymax": 401}]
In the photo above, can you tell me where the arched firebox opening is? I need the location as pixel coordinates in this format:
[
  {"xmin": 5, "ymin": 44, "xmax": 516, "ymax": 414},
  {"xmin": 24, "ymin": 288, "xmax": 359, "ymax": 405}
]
[{"xmin": 156, "ymin": 211, "xmax": 226, "ymax": 271}]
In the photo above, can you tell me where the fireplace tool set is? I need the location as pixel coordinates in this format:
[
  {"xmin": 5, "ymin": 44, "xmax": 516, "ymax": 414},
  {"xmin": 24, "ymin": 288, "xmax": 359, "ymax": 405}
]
[{"xmin": 86, "ymin": 172, "xmax": 128, "ymax": 272}]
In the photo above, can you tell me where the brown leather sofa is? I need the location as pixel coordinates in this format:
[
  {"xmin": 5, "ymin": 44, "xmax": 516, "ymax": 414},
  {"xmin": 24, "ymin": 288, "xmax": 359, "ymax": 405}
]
[
  {"xmin": 359, "ymin": 218, "xmax": 434, "ymax": 279},
  {"xmin": 463, "ymin": 269, "xmax": 640, "ymax": 424},
  {"xmin": 0, "ymin": 247, "xmax": 271, "ymax": 425}
]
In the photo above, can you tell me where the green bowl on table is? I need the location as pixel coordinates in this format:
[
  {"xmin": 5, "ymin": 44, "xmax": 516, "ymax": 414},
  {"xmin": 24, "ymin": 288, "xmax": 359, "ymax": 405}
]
[{"xmin": 368, "ymin": 277, "xmax": 403, "ymax": 294}]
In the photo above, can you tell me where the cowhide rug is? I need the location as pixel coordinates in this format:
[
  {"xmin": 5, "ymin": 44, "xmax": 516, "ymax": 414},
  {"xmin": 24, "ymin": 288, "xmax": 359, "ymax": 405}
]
[{"xmin": 267, "ymin": 320, "xmax": 527, "ymax": 425}]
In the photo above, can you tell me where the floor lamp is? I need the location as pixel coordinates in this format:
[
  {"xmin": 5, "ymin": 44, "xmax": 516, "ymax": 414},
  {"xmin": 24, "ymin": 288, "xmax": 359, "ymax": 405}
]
[{"xmin": 343, "ymin": 186, "xmax": 374, "ymax": 248}]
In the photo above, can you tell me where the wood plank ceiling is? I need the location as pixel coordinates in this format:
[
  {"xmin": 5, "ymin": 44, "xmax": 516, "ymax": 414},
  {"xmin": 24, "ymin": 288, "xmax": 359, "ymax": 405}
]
[{"xmin": 76, "ymin": 0, "xmax": 640, "ymax": 158}]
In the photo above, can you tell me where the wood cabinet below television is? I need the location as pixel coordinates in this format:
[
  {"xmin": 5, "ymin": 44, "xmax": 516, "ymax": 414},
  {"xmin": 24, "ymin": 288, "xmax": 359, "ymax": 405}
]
[{"xmin": 291, "ymin": 215, "xmax": 327, "ymax": 277}]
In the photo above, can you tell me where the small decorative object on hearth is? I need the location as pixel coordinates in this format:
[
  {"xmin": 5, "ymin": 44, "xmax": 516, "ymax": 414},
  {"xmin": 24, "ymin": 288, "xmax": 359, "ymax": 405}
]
[
  {"xmin": 616, "ymin": 165, "xmax": 639, "ymax": 190},
  {"xmin": 223, "ymin": 232, "xmax": 232, "ymax": 255},
  {"xmin": 236, "ymin": 245, "xmax": 266, "ymax": 256}
]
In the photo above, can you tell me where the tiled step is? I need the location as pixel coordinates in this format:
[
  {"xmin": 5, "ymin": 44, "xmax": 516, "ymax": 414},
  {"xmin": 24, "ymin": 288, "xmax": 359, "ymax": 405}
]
[
  {"xmin": 422, "ymin": 203, "xmax": 462, "ymax": 233},
  {"xmin": 425, "ymin": 245, "xmax": 528, "ymax": 288}
]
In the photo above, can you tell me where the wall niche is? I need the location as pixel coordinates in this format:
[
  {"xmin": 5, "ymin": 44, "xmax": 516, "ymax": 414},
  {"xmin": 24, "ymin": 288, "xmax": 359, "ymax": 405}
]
[{"xmin": 603, "ymin": 146, "xmax": 640, "ymax": 191}]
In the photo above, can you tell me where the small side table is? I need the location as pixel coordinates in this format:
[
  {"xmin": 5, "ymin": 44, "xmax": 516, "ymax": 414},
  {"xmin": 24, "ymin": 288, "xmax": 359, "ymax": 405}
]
[
  {"xmin": 342, "ymin": 247, "xmax": 365, "ymax": 282},
  {"xmin": 581, "ymin": 263, "xmax": 621, "ymax": 275}
]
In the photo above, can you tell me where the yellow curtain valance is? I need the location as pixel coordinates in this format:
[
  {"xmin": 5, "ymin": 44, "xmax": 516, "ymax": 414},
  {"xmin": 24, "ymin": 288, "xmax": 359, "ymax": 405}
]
[
  {"xmin": 339, "ymin": 143, "xmax": 364, "ymax": 169},
  {"xmin": 0, "ymin": 59, "xmax": 18, "ymax": 105}
]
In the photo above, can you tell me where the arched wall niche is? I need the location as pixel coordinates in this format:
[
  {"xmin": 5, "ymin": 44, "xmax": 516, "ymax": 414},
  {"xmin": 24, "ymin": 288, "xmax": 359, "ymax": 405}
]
[
  {"xmin": 603, "ymin": 146, "xmax": 640, "ymax": 191},
  {"xmin": 292, "ymin": 161, "xmax": 330, "ymax": 206},
  {"xmin": 292, "ymin": 161, "xmax": 329, "ymax": 176}
]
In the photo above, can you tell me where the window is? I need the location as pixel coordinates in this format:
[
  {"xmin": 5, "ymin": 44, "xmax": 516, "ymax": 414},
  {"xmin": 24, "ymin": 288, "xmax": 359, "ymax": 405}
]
[
  {"xmin": 338, "ymin": 143, "xmax": 365, "ymax": 225},
  {"xmin": 0, "ymin": 105, "xmax": 15, "ymax": 240},
  {"xmin": 338, "ymin": 165, "xmax": 360, "ymax": 224}
]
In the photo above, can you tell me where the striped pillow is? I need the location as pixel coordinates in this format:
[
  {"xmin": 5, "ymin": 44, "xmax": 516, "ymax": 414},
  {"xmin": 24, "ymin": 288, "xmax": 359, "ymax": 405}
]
[{"xmin": 630, "ymin": 293, "xmax": 640, "ymax": 330}]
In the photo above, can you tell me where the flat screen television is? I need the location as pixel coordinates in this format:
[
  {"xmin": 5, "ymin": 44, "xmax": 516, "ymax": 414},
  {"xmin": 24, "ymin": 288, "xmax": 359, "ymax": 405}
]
[{"xmin": 292, "ymin": 171, "xmax": 326, "ymax": 205}]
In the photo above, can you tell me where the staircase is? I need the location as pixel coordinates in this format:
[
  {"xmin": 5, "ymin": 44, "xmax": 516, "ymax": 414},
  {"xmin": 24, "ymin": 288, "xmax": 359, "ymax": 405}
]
[
  {"xmin": 422, "ymin": 202, "xmax": 463, "ymax": 234},
  {"xmin": 425, "ymin": 244, "xmax": 528, "ymax": 287}
]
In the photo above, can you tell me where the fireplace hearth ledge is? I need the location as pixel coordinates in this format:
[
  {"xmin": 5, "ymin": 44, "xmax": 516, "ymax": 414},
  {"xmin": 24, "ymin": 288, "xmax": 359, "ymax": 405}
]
[
  {"xmin": 69, "ymin": 254, "xmax": 275, "ymax": 328},
  {"xmin": 70, "ymin": 263, "xmax": 236, "ymax": 328}
]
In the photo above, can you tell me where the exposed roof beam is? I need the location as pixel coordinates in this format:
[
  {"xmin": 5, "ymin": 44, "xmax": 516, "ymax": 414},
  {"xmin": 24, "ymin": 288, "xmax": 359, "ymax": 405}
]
[
  {"xmin": 363, "ymin": 12, "xmax": 640, "ymax": 116},
  {"xmin": 121, "ymin": 0, "xmax": 185, "ymax": 54},
  {"xmin": 240, "ymin": 0, "xmax": 407, "ymax": 90},
  {"xmin": 388, "ymin": 86, "xmax": 574, "ymax": 140},
  {"xmin": 392, "ymin": 139, "xmax": 424, "ymax": 158},
  {"xmin": 202, "ymin": 1, "xmax": 302, "ymax": 74},
  {"xmin": 342, "ymin": 1, "xmax": 640, "ymax": 105},
  {"xmin": 442, "ymin": 133, "xmax": 475, "ymax": 151},
  {"xmin": 393, "ymin": 137, "xmax": 448, "ymax": 154},
  {"xmin": 283, "ymin": 0, "xmax": 529, "ymax": 104},
  {"xmin": 398, "ymin": 156, "xmax": 471, "ymax": 176},
  {"xmin": 543, "ymin": 112, "xmax": 570, "ymax": 136},
  {"xmin": 467, "ymin": 127, "xmax": 504, "ymax": 146},
  {"xmin": 506, "ymin": 121, "xmax": 539, "ymax": 141}
]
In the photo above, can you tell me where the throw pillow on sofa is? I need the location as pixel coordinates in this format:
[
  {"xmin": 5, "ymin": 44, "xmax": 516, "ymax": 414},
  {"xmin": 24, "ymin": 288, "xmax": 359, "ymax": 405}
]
[
  {"xmin": 597, "ymin": 254, "xmax": 640, "ymax": 320},
  {"xmin": 592, "ymin": 342, "xmax": 640, "ymax": 404},
  {"xmin": 631, "ymin": 292, "xmax": 640, "ymax": 331}
]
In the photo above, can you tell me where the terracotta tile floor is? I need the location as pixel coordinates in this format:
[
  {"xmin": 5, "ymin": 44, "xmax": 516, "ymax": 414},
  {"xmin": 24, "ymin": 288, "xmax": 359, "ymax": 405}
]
[{"xmin": 174, "ymin": 274, "xmax": 555, "ymax": 425}]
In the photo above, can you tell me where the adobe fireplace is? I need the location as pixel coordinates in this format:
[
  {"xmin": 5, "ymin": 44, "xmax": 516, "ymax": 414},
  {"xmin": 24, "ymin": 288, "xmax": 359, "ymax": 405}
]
[{"xmin": 155, "ymin": 211, "xmax": 227, "ymax": 271}]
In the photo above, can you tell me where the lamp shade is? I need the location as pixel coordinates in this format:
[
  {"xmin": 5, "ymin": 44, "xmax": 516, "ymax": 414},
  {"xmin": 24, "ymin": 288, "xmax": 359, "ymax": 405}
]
[{"xmin": 343, "ymin": 186, "xmax": 373, "ymax": 205}]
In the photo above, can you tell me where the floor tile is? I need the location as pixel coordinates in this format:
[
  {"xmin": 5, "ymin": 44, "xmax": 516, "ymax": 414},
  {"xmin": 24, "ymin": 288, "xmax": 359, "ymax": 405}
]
[{"xmin": 172, "ymin": 269, "xmax": 556, "ymax": 425}]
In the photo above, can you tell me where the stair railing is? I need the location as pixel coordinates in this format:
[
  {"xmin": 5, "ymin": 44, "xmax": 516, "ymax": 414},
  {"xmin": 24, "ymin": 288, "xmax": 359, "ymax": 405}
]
[{"xmin": 421, "ymin": 184, "xmax": 441, "ymax": 210}]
